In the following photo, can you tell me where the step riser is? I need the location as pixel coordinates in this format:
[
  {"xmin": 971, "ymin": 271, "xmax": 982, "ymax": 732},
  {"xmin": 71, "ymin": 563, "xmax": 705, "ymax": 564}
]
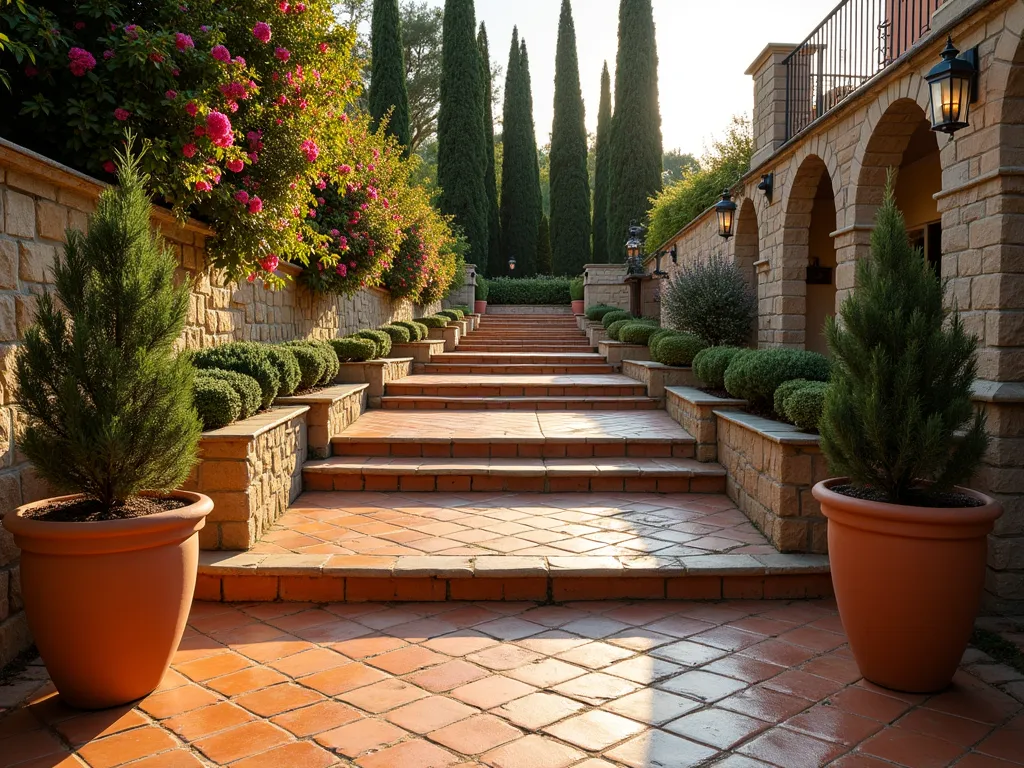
[
  {"xmin": 385, "ymin": 385, "xmax": 647, "ymax": 397},
  {"xmin": 304, "ymin": 472, "xmax": 725, "ymax": 494},
  {"xmin": 331, "ymin": 442, "xmax": 696, "ymax": 458},
  {"xmin": 456, "ymin": 346, "xmax": 596, "ymax": 352},
  {"xmin": 430, "ymin": 356, "xmax": 604, "ymax": 364},
  {"xmin": 417, "ymin": 366, "xmax": 617, "ymax": 375},
  {"xmin": 380, "ymin": 399, "xmax": 660, "ymax": 411}
]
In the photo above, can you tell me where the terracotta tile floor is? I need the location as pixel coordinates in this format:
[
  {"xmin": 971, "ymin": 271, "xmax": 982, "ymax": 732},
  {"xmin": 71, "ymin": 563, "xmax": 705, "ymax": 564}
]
[
  {"xmin": 250, "ymin": 492, "xmax": 774, "ymax": 557},
  {"xmin": 3, "ymin": 599, "xmax": 1024, "ymax": 767}
]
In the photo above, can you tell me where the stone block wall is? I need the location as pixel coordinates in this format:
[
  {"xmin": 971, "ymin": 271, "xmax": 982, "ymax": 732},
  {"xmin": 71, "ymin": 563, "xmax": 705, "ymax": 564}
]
[
  {"xmin": 665, "ymin": 387, "xmax": 744, "ymax": 462},
  {"xmin": 335, "ymin": 359, "xmax": 412, "ymax": 407},
  {"xmin": 275, "ymin": 384, "xmax": 369, "ymax": 459},
  {"xmin": 443, "ymin": 263, "xmax": 477, "ymax": 311},
  {"xmin": 583, "ymin": 264, "xmax": 630, "ymax": 311}
]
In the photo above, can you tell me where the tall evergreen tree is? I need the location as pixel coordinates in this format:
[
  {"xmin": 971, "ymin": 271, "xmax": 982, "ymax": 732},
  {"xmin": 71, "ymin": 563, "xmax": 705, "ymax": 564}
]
[
  {"xmin": 369, "ymin": 0, "xmax": 412, "ymax": 155},
  {"xmin": 607, "ymin": 0, "xmax": 663, "ymax": 261},
  {"xmin": 521, "ymin": 38, "xmax": 543, "ymax": 276},
  {"xmin": 592, "ymin": 62, "xmax": 613, "ymax": 263},
  {"xmin": 499, "ymin": 29, "xmax": 540, "ymax": 276},
  {"xmin": 478, "ymin": 22, "xmax": 500, "ymax": 276},
  {"xmin": 437, "ymin": 0, "xmax": 489, "ymax": 261},
  {"xmin": 537, "ymin": 214, "xmax": 553, "ymax": 275},
  {"xmin": 549, "ymin": 0, "xmax": 590, "ymax": 276}
]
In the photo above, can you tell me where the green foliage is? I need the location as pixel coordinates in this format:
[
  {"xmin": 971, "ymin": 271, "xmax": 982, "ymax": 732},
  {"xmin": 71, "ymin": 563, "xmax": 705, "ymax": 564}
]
[
  {"xmin": 646, "ymin": 116, "xmax": 753, "ymax": 250},
  {"xmin": 607, "ymin": 0, "xmax": 662, "ymax": 260},
  {"xmin": 380, "ymin": 324, "xmax": 412, "ymax": 344},
  {"xmin": 15, "ymin": 141, "xmax": 201, "ymax": 510},
  {"xmin": 394, "ymin": 320, "xmax": 427, "ymax": 340},
  {"xmin": 438, "ymin": 0, "xmax": 489, "ymax": 262},
  {"xmin": 283, "ymin": 342, "xmax": 328, "ymax": 390},
  {"xmin": 478, "ymin": 22, "xmax": 499, "ymax": 274},
  {"xmin": 549, "ymin": 0, "xmax": 591, "ymax": 275},
  {"xmin": 820, "ymin": 174, "xmax": 988, "ymax": 502},
  {"xmin": 781, "ymin": 381, "xmax": 828, "ymax": 432},
  {"xmin": 602, "ymin": 309, "xmax": 634, "ymax": 329},
  {"xmin": 607, "ymin": 318, "xmax": 635, "ymax": 341},
  {"xmin": 618, "ymin": 322, "xmax": 659, "ymax": 345},
  {"xmin": 264, "ymin": 346, "xmax": 302, "ymax": 398},
  {"xmin": 475, "ymin": 275, "xmax": 489, "ymax": 301},
  {"xmin": 585, "ymin": 304, "xmax": 619, "ymax": 321},
  {"xmin": 438, "ymin": 309, "xmax": 461, "ymax": 321},
  {"xmin": 403, "ymin": 1, "xmax": 444, "ymax": 153},
  {"xmin": 499, "ymin": 28, "xmax": 542, "ymax": 276},
  {"xmin": 652, "ymin": 333, "xmax": 707, "ymax": 366},
  {"xmin": 662, "ymin": 255, "xmax": 756, "ymax": 346},
  {"xmin": 536, "ymin": 214, "xmax": 553, "ymax": 275},
  {"xmin": 647, "ymin": 328, "xmax": 679, "ymax": 357},
  {"xmin": 724, "ymin": 348, "xmax": 831, "ymax": 411},
  {"xmin": 663, "ymin": 149, "xmax": 699, "ymax": 184},
  {"xmin": 370, "ymin": 0, "xmax": 412, "ymax": 154},
  {"xmin": 486, "ymin": 276, "xmax": 572, "ymax": 305},
  {"xmin": 592, "ymin": 62, "xmax": 613, "ymax": 263},
  {"xmin": 196, "ymin": 368, "xmax": 261, "ymax": 419},
  {"xmin": 569, "ymin": 277, "xmax": 584, "ymax": 301},
  {"xmin": 193, "ymin": 342, "xmax": 280, "ymax": 410},
  {"xmin": 330, "ymin": 337, "xmax": 377, "ymax": 363},
  {"xmin": 774, "ymin": 379, "xmax": 812, "ymax": 420},
  {"xmin": 354, "ymin": 329, "xmax": 392, "ymax": 358},
  {"xmin": 419, "ymin": 315, "xmax": 449, "ymax": 328},
  {"xmin": 693, "ymin": 346, "xmax": 747, "ymax": 390},
  {"xmin": 193, "ymin": 376, "xmax": 241, "ymax": 430},
  {"xmin": 310, "ymin": 340, "xmax": 340, "ymax": 383}
]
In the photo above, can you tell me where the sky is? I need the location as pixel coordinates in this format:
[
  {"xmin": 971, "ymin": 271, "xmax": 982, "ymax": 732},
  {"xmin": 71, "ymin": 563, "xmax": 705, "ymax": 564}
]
[{"xmin": 424, "ymin": 0, "xmax": 840, "ymax": 158}]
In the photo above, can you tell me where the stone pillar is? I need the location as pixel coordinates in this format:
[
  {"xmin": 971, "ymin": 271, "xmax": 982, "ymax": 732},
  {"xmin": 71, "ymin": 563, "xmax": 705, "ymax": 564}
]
[
  {"xmin": 444, "ymin": 263, "xmax": 476, "ymax": 310},
  {"xmin": 584, "ymin": 263, "xmax": 630, "ymax": 311},
  {"xmin": 745, "ymin": 43, "xmax": 798, "ymax": 170}
]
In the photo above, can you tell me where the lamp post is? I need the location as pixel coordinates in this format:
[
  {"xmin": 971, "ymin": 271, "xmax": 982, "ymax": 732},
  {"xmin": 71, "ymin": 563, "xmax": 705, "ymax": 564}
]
[
  {"xmin": 508, "ymin": 256, "xmax": 517, "ymax": 273},
  {"xmin": 715, "ymin": 189, "xmax": 737, "ymax": 240},
  {"xmin": 925, "ymin": 36, "xmax": 978, "ymax": 136},
  {"xmin": 625, "ymin": 222, "xmax": 645, "ymax": 275}
]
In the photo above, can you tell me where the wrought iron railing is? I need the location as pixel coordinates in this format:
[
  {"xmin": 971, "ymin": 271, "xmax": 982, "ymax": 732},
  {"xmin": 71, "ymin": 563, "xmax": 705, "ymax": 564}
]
[{"xmin": 784, "ymin": 0, "xmax": 943, "ymax": 139}]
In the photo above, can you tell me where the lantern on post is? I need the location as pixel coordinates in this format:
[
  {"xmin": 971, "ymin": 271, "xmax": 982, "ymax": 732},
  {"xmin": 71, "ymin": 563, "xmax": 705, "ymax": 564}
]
[
  {"xmin": 925, "ymin": 37, "xmax": 978, "ymax": 136},
  {"xmin": 715, "ymin": 189, "xmax": 737, "ymax": 240},
  {"xmin": 508, "ymin": 256, "xmax": 517, "ymax": 272},
  {"xmin": 624, "ymin": 222, "xmax": 645, "ymax": 275}
]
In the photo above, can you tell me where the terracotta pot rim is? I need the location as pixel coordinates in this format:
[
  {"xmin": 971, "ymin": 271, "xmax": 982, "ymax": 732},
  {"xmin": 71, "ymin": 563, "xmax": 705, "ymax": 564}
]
[
  {"xmin": 812, "ymin": 477, "xmax": 1001, "ymax": 526},
  {"xmin": 3, "ymin": 490, "xmax": 212, "ymax": 541}
]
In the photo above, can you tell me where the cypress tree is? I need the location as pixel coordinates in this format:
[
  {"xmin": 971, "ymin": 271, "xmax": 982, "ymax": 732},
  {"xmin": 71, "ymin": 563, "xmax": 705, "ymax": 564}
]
[
  {"xmin": 438, "ymin": 0, "xmax": 489, "ymax": 262},
  {"xmin": 478, "ymin": 22, "xmax": 500, "ymax": 276},
  {"xmin": 592, "ymin": 62, "xmax": 613, "ymax": 263},
  {"xmin": 607, "ymin": 0, "xmax": 663, "ymax": 261},
  {"xmin": 537, "ymin": 214, "xmax": 553, "ymax": 275},
  {"xmin": 521, "ymin": 39, "xmax": 543, "ymax": 276},
  {"xmin": 549, "ymin": 0, "xmax": 590, "ymax": 276},
  {"xmin": 369, "ymin": 0, "xmax": 412, "ymax": 154}
]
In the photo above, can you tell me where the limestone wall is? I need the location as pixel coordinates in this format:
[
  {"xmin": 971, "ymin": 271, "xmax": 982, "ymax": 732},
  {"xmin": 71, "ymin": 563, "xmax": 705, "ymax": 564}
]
[{"xmin": 583, "ymin": 264, "xmax": 630, "ymax": 311}]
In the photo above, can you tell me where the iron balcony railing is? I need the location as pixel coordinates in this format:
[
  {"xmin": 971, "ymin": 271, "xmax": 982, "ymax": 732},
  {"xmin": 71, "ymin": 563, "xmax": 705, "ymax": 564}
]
[{"xmin": 784, "ymin": 0, "xmax": 943, "ymax": 139}]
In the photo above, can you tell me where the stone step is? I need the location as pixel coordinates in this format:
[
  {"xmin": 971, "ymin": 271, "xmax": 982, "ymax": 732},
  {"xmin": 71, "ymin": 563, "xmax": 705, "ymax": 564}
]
[
  {"xmin": 380, "ymin": 396, "xmax": 661, "ymax": 411},
  {"xmin": 456, "ymin": 344, "xmax": 596, "ymax": 352},
  {"xmin": 416, "ymin": 364, "xmax": 617, "ymax": 375},
  {"xmin": 430, "ymin": 353, "xmax": 607, "ymax": 365},
  {"xmin": 383, "ymin": 374, "xmax": 648, "ymax": 398},
  {"xmin": 331, "ymin": 410, "xmax": 697, "ymax": 458},
  {"xmin": 303, "ymin": 456, "xmax": 725, "ymax": 493}
]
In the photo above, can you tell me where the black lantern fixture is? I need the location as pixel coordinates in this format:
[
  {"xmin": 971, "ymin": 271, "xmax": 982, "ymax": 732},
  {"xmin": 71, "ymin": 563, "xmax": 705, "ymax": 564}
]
[
  {"xmin": 757, "ymin": 173, "xmax": 774, "ymax": 203},
  {"xmin": 925, "ymin": 36, "xmax": 978, "ymax": 136},
  {"xmin": 670, "ymin": 245, "xmax": 678, "ymax": 265},
  {"xmin": 508, "ymin": 256, "xmax": 517, "ymax": 272},
  {"xmin": 625, "ymin": 222, "xmax": 645, "ymax": 275},
  {"xmin": 715, "ymin": 188, "xmax": 737, "ymax": 240}
]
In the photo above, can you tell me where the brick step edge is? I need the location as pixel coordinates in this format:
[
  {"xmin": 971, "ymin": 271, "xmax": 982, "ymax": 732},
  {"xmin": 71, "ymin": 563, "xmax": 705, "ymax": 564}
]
[
  {"xmin": 329, "ymin": 441, "xmax": 697, "ymax": 459},
  {"xmin": 379, "ymin": 398, "xmax": 660, "ymax": 411},
  {"xmin": 303, "ymin": 472, "xmax": 724, "ymax": 493},
  {"xmin": 196, "ymin": 552, "xmax": 832, "ymax": 602}
]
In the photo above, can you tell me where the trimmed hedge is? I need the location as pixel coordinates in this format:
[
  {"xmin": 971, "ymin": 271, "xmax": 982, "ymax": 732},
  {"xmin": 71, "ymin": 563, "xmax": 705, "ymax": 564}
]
[
  {"xmin": 354, "ymin": 329, "xmax": 392, "ymax": 358},
  {"xmin": 196, "ymin": 368, "xmax": 261, "ymax": 419},
  {"xmin": 310, "ymin": 340, "xmax": 340, "ymax": 384},
  {"xmin": 419, "ymin": 315, "xmax": 449, "ymax": 329},
  {"xmin": 648, "ymin": 328, "xmax": 677, "ymax": 357},
  {"xmin": 438, "ymin": 308, "xmax": 464, "ymax": 321},
  {"xmin": 265, "ymin": 346, "xmax": 301, "ymax": 397},
  {"xmin": 774, "ymin": 378, "xmax": 812, "ymax": 419},
  {"xmin": 193, "ymin": 375, "xmax": 242, "ymax": 430},
  {"xmin": 619, "ymin": 323, "xmax": 661, "ymax": 345},
  {"xmin": 330, "ymin": 337, "xmax": 376, "ymax": 363},
  {"xmin": 380, "ymin": 324, "xmax": 412, "ymax": 345},
  {"xmin": 652, "ymin": 333, "xmax": 708, "ymax": 366},
  {"xmin": 393, "ymin": 320, "xmax": 424, "ymax": 341},
  {"xmin": 606, "ymin": 319, "xmax": 634, "ymax": 341},
  {"xmin": 724, "ymin": 348, "xmax": 831, "ymax": 410},
  {"xmin": 411, "ymin": 321, "xmax": 429, "ymax": 340},
  {"xmin": 585, "ymin": 304, "xmax": 619, "ymax": 321},
  {"xmin": 781, "ymin": 381, "xmax": 829, "ymax": 432},
  {"xmin": 283, "ymin": 342, "xmax": 328, "ymax": 390},
  {"xmin": 602, "ymin": 310, "xmax": 634, "ymax": 329},
  {"xmin": 693, "ymin": 346, "xmax": 748, "ymax": 390},
  {"xmin": 191, "ymin": 342, "xmax": 279, "ymax": 410},
  {"xmin": 486, "ymin": 276, "xmax": 572, "ymax": 305}
]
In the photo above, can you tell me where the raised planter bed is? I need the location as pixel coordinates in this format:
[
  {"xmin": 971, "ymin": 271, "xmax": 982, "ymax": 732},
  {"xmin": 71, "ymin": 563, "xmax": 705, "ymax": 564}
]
[
  {"xmin": 715, "ymin": 410, "xmax": 828, "ymax": 555},
  {"xmin": 333, "ymin": 358, "xmax": 412, "ymax": 408},
  {"xmin": 427, "ymin": 325, "xmax": 460, "ymax": 352},
  {"xmin": 182, "ymin": 406, "xmax": 308, "ymax": 551},
  {"xmin": 666, "ymin": 387, "xmax": 745, "ymax": 462},
  {"xmin": 598, "ymin": 340, "xmax": 651, "ymax": 366},
  {"xmin": 391, "ymin": 340, "xmax": 446, "ymax": 363},
  {"xmin": 588, "ymin": 325, "xmax": 610, "ymax": 347},
  {"xmin": 485, "ymin": 305, "xmax": 573, "ymax": 315},
  {"xmin": 623, "ymin": 361, "xmax": 699, "ymax": 399},
  {"xmin": 275, "ymin": 384, "xmax": 369, "ymax": 458},
  {"xmin": 452, "ymin": 319, "xmax": 469, "ymax": 336}
]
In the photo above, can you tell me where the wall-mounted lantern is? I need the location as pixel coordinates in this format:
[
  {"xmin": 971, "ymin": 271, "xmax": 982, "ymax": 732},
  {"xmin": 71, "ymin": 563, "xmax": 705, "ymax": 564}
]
[
  {"xmin": 926, "ymin": 36, "xmax": 978, "ymax": 136},
  {"xmin": 653, "ymin": 251, "xmax": 668, "ymax": 278},
  {"xmin": 715, "ymin": 189, "xmax": 737, "ymax": 240},
  {"xmin": 757, "ymin": 173, "xmax": 774, "ymax": 203},
  {"xmin": 669, "ymin": 245, "xmax": 677, "ymax": 265},
  {"xmin": 508, "ymin": 256, "xmax": 517, "ymax": 272}
]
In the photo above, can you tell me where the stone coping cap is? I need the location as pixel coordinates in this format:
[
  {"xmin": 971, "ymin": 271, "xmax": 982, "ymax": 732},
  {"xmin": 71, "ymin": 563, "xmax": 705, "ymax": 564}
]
[
  {"xmin": 198, "ymin": 551, "xmax": 830, "ymax": 578},
  {"xmin": 714, "ymin": 409, "xmax": 821, "ymax": 446},
  {"xmin": 275, "ymin": 383, "xmax": 369, "ymax": 405},
  {"xmin": 200, "ymin": 405, "xmax": 309, "ymax": 441},
  {"xmin": 624, "ymin": 361, "xmax": 693, "ymax": 372},
  {"xmin": 744, "ymin": 42, "xmax": 799, "ymax": 75},
  {"xmin": 598, "ymin": 341, "xmax": 648, "ymax": 349},
  {"xmin": 303, "ymin": 456, "xmax": 721, "ymax": 478},
  {"xmin": 392, "ymin": 341, "xmax": 446, "ymax": 347},
  {"xmin": 971, "ymin": 380, "xmax": 1024, "ymax": 403},
  {"xmin": 666, "ymin": 386, "xmax": 746, "ymax": 407},
  {"xmin": 336, "ymin": 357, "xmax": 415, "ymax": 368}
]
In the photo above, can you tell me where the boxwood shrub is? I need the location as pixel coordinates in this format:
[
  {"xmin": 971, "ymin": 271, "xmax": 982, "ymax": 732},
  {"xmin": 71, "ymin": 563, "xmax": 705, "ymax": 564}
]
[
  {"xmin": 486, "ymin": 276, "xmax": 572, "ymax": 305},
  {"xmin": 648, "ymin": 329, "xmax": 678, "ymax": 357},
  {"xmin": 602, "ymin": 310, "xmax": 634, "ymax": 329},
  {"xmin": 196, "ymin": 368, "xmax": 261, "ymax": 419},
  {"xmin": 380, "ymin": 324, "xmax": 412, "ymax": 345},
  {"xmin": 652, "ymin": 333, "xmax": 708, "ymax": 366},
  {"xmin": 411, "ymin": 321, "xmax": 429, "ymax": 339},
  {"xmin": 354, "ymin": 329, "xmax": 392, "ymax": 358},
  {"xmin": 393, "ymin": 320, "xmax": 424, "ymax": 341},
  {"xmin": 419, "ymin": 315, "xmax": 449, "ymax": 329},
  {"xmin": 330, "ymin": 337, "xmax": 376, "ymax": 363},
  {"xmin": 586, "ymin": 304, "xmax": 619, "ymax": 321},
  {"xmin": 283, "ymin": 342, "xmax": 328, "ymax": 390},
  {"xmin": 781, "ymin": 381, "xmax": 829, "ymax": 432},
  {"xmin": 693, "ymin": 347, "xmax": 748, "ymax": 390},
  {"xmin": 774, "ymin": 378, "xmax": 812, "ymax": 418},
  {"xmin": 619, "ymin": 323, "xmax": 661, "ymax": 345},
  {"xmin": 193, "ymin": 375, "xmax": 242, "ymax": 430},
  {"xmin": 606, "ymin": 319, "xmax": 634, "ymax": 341},
  {"xmin": 191, "ymin": 342, "xmax": 280, "ymax": 410},
  {"xmin": 438, "ymin": 308, "xmax": 464, "ymax": 321},
  {"xmin": 264, "ymin": 346, "xmax": 301, "ymax": 397},
  {"xmin": 310, "ymin": 340, "xmax": 340, "ymax": 384},
  {"xmin": 724, "ymin": 348, "xmax": 831, "ymax": 410}
]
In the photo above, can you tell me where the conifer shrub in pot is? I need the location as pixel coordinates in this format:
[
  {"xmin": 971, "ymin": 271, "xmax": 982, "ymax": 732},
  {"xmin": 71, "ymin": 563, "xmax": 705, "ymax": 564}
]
[
  {"xmin": 570, "ymin": 277, "xmax": 585, "ymax": 315},
  {"xmin": 475, "ymin": 276, "xmax": 489, "ymax": 314},
  {"xmin": 2, "ymin": 142, "xmax": 210, "ymax": 709},
  {"xmin": 813, "ymin": 177, "xmax": 999, "ymax": 693}
]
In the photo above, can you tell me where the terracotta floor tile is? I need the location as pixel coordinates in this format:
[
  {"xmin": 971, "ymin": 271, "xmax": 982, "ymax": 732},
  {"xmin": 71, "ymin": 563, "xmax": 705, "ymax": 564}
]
[
  {"xmin": 429, "ymin": 713, "xmax": 523, "ymax": 754},
  {"xmin": 162, "ymin": 701, "xmax": 255, "ymax": 741},
  {"xmin": 604, "ymin": 729, "xmax": 718, "ymax": 768},
  {"xmin": 314, "ymin": 718, "xmax": 406, "ymax": 757},
  {"xmin": 895, "ymin": 705, "xmax": 994, "ymax": 747},
  {"xmin": 689, "ymin": 626, "xmax": 766, "ymax": 652},
  {"xmin": 234, "ymin": 682, "xmax": 325, "ymax": 717},
  {"xmin": 737, "ymin": 726, "xmax": 846, "ymax": 766},
  {"xmin": 551, "ymin": 671, "xmax": 640, "ymax": 705},
  {"xmin": 975, "ymin": 727, "xmax": 1024, "ymax": 762},
  {"xmin": 516, "ymin": 630, "xmax": 591, "ymax": 657},
  {"xmin": 739, "ymin": 639, "xmax": 817, "ymax": 668},
  {"xmin": 269, "ymin": 648, "xmax": 349, "ymax": 678},
  {"xmin": 828, "ymin": 687, "xmax": 916, "ymax": 723},
  {"xmin": 75, "ymin": 725, "xmax": 180, "ymax": 768},
  {"xmin": 385, "ymin": 696, "xmax": 478, "ymax": 733},
  {"xmin": 0, "ymin": 727, "xmax": 67, "ymax": 765},
  {"xmin": 761, "ymin": 670, "xmax": 844, "ymax": 701},
  {"xmin": 606, "ymin": 628, "xmax": 676, "ymax": 652},
  {"xmin": 491, "ymin": 691, "xmax": 587, "ymax": 729},
  {"xmin": 481, "ymin": 734, "xmax": 586, "ymax": 768},
  {"xmin": 338, "ymin": 678, "xmax": 428, "ymax": 713},
  {"xmin": 192, "ymin": 720, "xmax": 292, "ymax": 763},
  {"xmin": 405, "ymin": 659, "xmax": 489, "ymax": 692},
  {"xmin": 783, "ymin": 705, "xmax": 883, "ymax": 745},
  {"xmin": 330, "ymin": 635, "xmax": 409, "ymax": 659},
  {"xmin": 953, "ymin": 754, "xmax": 1024, "ymax": 768},
  {"xmin": 423, "ymin": 631, "xmax": 500, "ymax": 657},
  {"xmin": 554, "ymin": 641, "xmax": 634, "ymax": 669},
  {"xmin": 798, "ymin": 654, "xmax": 862, "ymax": 684},
  {"xmin": 657, "ymin": 670, "xmax": 748, "ymax": 703},
  {"xmin": 506, "ymin": 658, "xmax": 587, "ymax": 688},
  {"xmin": 367, "ymin": 645, "xmax": 448, "ymax": 675},
  {"xmin": 604, "ymin": 688, "xmax": 703, "ymax": 726},
  {"xmin": 174, "ymin": 651, "xmax": 253, "ymax": 682},
  {"xmin": 451, "ymin": 676, "xmax": 536, "ymax": 709},
  {"xmin": 702, "ymin": 654, "xmax": 786, "ymax": 684},
  {"xmin": 544, "ymin": 709, "xmax": 645, "ymax": 750},
  {"xmin": 664, "ymin": 707, "xmax": 769, "ymax": 749},
  {"xmin": 52, "ymin": 708, "xmax": 149, "ymax": 747},
  {"xmin": 718, "ymin": 685, "xmax": 811, "ymax": 723},
  {"xmin": 205, "ymin": 667, "xmax": 290, "ymax": 697},
  {"xmin": 923, "ymin": 678, "xmax": 1023, "ymax": 725},
  {"xmin": 355, "ymin": 738, "xmax": 460, "ymax": 768},
  {"xmin": 650, "ymin": 640, "xmax": 729, "ymax": 667},
  {"xmin": 270, "ymin": 700, "xmax": 362, "ymax": 737},
  {"xmin": 466, "ymin": 644, "xmax": 544, "ymax": 672},
  {"xmin": 858, "ymin": 725, "xmax": 966, "ymax": 767},
  {"xmin": 299, "ymin": 663, "xmax": 388, "ymax": 696},
  {"xmin": 138, "ymin": 685, "xmax": 220, "ymax": 720},
  {"xmin": 230, "ymin": 740, "xmax": 338, "ymax": 768}
]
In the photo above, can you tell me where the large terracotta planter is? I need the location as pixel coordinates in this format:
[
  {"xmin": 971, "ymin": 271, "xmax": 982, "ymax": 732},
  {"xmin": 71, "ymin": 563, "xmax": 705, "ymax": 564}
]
[
  {"xmin": 571, "ymin": 300, "xmax": 584, "ymax": 315},
  {"xmin": 3, "ymin": 491, "xmax": 212, "ymax": 709},
  {"xmin": 475, "ymin": 300, "xmax": 487, "ymax": 314},
  {"xmin": 813, "ymin": 478, "xmax": 1001, "ymax": 693}
]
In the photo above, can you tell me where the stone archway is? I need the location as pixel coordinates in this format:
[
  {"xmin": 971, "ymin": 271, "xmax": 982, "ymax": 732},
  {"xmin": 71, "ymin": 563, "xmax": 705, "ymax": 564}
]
[{"xmin": 734, "ymin": 198, "xmax": 759, "ymax": 291}]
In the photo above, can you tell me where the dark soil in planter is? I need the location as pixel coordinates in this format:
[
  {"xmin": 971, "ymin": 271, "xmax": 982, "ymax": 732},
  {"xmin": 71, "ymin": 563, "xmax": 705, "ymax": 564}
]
[
  {"xmin": 831, "ymin": 483, "xmax": 985, "ymax": 509},
  {"xmin": 698, "ymin": 387, "xmax": 732, "ymax": 400},
  {"xmin": 26, "ymin": 496, "xmax": 190, "ymax": 522}
]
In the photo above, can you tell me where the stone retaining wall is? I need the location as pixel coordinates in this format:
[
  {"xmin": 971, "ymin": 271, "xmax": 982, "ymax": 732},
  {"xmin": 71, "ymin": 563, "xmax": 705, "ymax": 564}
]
[
  {"xmin": 599, "ymin": 341, "xmax": 651, "ymax": 366},
  {"xmin": 716, "ymin": 410, "xmax": 828, "ymax": 554},
  {"xmin": 335, "ymin": 359, "xmax": 412, "ymax": 408},
  {"xmin": 622, "ymin": 361, "xmax": 698, "ymax": 400},
  {"xmin": 583, "ymin": 264, "xmax": 630, "ymax": 311},
  {"xmin": 665, "ymin": 387, "xmax": 745, "ymax": 462},
  {"xmin": 275, "ymin": 384, "xmax": 368, "ymax": 459}
]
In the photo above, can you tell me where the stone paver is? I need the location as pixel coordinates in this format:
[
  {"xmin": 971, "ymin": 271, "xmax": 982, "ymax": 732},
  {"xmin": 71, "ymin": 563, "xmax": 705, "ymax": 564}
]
[{"xmin": 2, "ymin": 598, "xmax": 1023, "ymax": 767}]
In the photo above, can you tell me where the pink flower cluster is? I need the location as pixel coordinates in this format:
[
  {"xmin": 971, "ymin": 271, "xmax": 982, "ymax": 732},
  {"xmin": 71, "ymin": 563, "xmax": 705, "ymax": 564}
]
[
  {"xmin": 275, "ymin": 47, "xmax": 291, "ymax": 62},
  {"xmin": 260, "ymin": 254, "xmax": 280, "ymax": 273},
  {"xmin": 300, "ymin": 139, "xmax": 319, "ymax": 163},
  {"xmin": 253, "ymin": 22, "xmax": 272, "ymax": 43},
  {"xmin": 68, "ymin": 47, "xmax": 96, "ymax": 77},
  {"xmin": 175, "ymin": 33, "xmax": 194, "ymax": 51},
  {"xmin": 113, "ymin": 108, "xmax": 131, "ymax": 122},
  {"xmin": 210, "ymin": 45, "xmax": 231, "ymax": 63},
  {"xmin": 206, "ymin": 110, "xmax": 234, "ymax": 148}
]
